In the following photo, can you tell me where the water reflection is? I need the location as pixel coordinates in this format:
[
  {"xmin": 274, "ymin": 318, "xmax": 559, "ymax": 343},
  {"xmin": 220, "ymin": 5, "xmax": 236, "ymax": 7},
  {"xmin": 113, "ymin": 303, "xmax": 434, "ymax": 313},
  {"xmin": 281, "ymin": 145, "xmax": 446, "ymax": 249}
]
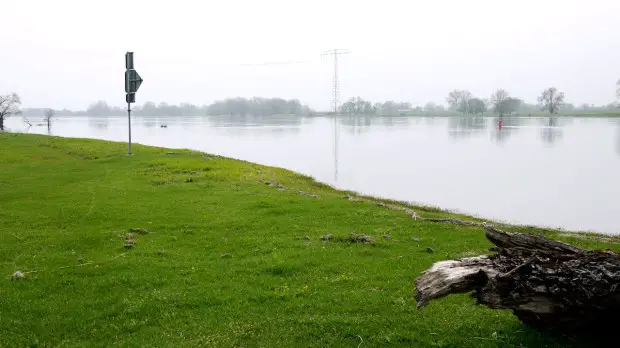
[
  {"xmin": 142, "ymin": 117, "xmax": 157, "ymax": 128},
  {"xmin": 337, "ymin": 114, "xmax": 411, "ymax": 135},
  {"xmin": 447, "ymin": 116, "xmax": 487, "ymax": 140},
  {"xmin": 490, "ymin": 116, "xmax": 526, "ymax": 144},
  {"xmin": 207, "ymin": 114, "xmax": 304, "ymax": 128},
  {"xmin": 200, "ymin": 115, "xmax": 303, "ymax": 137},
  {"xmin": 540, "ymin": 117, "xmax": 564, "ymax": 145},
  {"xmin": 378, "ymin": 116, "xmax": 411, "ymax": 128},
  {"xmin": 88, "ymin": 117, "xmax": 109, "ymax": 130},
  {"xmin": 616, "ymin": 126, "xmax": 620, "ymax": 156},
  {"xmin": 339, "ymin": 114, "xmax": 372, "ymax": 134}
]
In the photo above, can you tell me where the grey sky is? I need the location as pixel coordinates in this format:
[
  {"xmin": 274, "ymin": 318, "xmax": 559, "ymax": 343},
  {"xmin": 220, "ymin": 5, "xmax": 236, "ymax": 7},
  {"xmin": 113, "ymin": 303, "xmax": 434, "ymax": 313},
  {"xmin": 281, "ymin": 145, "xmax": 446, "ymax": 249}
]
[{"xmin": 2, "ymin": 0, "xmax": 619, "ymax": 110}]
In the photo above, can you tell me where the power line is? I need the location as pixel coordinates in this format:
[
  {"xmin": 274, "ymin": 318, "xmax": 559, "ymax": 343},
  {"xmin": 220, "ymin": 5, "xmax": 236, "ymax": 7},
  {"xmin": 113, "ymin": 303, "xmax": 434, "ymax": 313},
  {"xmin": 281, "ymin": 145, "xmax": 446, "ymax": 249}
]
[
  {"xmin": 236, "ymin": 60, "xmax": 313, "ymax": 67},
  {"xmin": 322, "ymin": 49, "xmax": 350, "ymax": 113}
]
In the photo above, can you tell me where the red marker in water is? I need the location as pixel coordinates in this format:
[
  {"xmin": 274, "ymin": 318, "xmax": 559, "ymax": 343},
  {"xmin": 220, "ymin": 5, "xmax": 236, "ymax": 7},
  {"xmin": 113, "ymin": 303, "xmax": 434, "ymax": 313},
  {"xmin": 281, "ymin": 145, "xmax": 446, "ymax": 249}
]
[{"xmin": 498, "ymin": 119, "xmax": 503, "ymax": 129}]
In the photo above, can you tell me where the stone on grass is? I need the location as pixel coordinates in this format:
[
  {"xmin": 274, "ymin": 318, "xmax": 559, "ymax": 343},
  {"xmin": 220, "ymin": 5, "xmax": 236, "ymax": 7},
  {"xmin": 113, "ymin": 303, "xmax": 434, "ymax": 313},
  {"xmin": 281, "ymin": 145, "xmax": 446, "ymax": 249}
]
[
  {"xmin": 11, "ymin": 271, "xmax": 24, "ymax": 280},
  {"xmin": 320, "ymin": 234, "xmax": 333, "ymax": 241},
  {"xmin": 129, "ymin": 228, "xmax": 151, "ymax": 235},
  {"xmin": 344, "ymin": 195, "xmax": 362, "ymax": 202},
  {"xmin": 265, "ymin": 181, "xmax": 286, "ymax": 190},
  {"xmin": 348, "ymin": 233, "xmax": 374, "ymax": 244}
]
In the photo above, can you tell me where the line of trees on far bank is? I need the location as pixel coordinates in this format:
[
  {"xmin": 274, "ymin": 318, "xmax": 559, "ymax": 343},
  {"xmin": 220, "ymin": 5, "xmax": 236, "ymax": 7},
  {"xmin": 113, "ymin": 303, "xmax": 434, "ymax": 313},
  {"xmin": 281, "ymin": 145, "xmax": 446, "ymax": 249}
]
[
  {"xmin": 444, "ymin": 87, "xmax": 566, "ymax": 117},
  {"xmin": 8, "ymin": 83, "xmax": 620, "ymax": 122},
  {"xmin": 339, "ymin": 87, "xmax": 595, "ymax": 117},
  {"xmin": 19, "ymin": 97, "xmax": 314, "ymax": 118}
]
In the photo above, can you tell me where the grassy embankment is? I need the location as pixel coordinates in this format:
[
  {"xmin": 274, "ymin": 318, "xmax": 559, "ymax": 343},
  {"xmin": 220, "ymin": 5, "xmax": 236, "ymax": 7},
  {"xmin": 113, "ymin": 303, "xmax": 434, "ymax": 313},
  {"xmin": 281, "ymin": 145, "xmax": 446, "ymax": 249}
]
[{"xmin": 1, "ymin": 133, "xmax": 618, "ymax": 347}]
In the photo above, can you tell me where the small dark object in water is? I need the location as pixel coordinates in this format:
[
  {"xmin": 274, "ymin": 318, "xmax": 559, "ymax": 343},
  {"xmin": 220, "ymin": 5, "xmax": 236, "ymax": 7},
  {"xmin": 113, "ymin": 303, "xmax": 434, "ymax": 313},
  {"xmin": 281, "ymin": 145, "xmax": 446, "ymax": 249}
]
[{"xmin": 160, "ymin": 124, "xmax": 167, "ymax": 128}]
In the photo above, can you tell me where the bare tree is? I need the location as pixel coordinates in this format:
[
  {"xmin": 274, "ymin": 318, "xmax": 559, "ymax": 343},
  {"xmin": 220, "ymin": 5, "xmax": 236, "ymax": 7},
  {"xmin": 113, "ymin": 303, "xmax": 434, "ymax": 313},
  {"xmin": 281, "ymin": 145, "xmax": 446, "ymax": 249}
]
[
  {"xmin": 538, "ymin": 87, "xmax": 565, "ymax": 115},
  {"xmin": 0, "ymin": 93, "xmax": 22, "ymax": 130},
  {"xmin": 467, "ymin": 98, "xmax": 487, "ymax": 115},
  {"xmin": 446, "ymin": 90, "xmax": 472, "ymax": 114},
  {"xmin": 44, "ymin": 108, "xmax": 55, "ymax": 133},
  {"xmin": 22, "ymin": 115, "xmax": 32, "ymax": 128},
  {"xmin": 490, "ymin": 89, "xmax": 517, "ymax": 117}
]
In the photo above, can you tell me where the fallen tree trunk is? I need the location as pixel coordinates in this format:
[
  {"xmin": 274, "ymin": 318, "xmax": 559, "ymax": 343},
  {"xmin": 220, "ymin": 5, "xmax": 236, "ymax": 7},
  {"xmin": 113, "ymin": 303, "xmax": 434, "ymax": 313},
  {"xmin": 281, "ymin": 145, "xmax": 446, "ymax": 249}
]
[{"xmin": 415, "ymin": 226, "xmax": 620, "ymax": 331}]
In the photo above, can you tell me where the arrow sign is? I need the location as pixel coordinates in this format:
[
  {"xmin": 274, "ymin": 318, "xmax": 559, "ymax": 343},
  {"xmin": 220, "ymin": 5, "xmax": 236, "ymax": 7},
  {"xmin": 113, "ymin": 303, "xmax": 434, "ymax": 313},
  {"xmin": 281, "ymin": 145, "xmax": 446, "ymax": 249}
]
[
  {"xmin": 125, "ymin": 70, "xmax": 143, "ymax": 94},
  {"xmin": 132, "ymin": 70, "xmax": 143, "ymax": 93}
]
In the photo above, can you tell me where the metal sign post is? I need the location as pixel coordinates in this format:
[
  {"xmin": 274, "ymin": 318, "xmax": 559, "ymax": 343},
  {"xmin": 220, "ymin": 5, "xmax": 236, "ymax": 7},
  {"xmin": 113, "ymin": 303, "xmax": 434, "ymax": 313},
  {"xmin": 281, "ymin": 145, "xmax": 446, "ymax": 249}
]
[
  {"xmin": 127, "ymin": 101, "xmax": 132, "ymax": 154},
  {"xmin": 125, "ymin": 52, "xmax": 143, "ymax": 155}
]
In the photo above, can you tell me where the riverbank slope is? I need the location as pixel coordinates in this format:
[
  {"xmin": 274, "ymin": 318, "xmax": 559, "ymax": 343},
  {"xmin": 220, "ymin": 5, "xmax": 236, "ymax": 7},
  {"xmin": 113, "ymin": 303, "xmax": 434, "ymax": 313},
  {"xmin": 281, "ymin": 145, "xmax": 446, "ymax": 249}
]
[{"xmin": 0, "ymin": 133, "xmax": 616, "ymax": 347}]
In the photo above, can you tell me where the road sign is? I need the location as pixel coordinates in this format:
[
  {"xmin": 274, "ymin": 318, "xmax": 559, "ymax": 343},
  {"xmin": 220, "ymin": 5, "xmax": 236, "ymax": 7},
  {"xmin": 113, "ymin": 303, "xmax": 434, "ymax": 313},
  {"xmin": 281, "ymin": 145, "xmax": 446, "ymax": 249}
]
[
  {"xmin": 125, "ymin": 52, "xmax": 134, "ymax": 70},
  {"xmin": 125, "ymin": 51, "xmax": 143, "ymax": 155},
  {"xmin": 132, "ymin": 70, "xmax": 143, "ymax": 93},
  {"xmin": 125, "ymin": 69, "xmax": 143, "ymax": 94}
]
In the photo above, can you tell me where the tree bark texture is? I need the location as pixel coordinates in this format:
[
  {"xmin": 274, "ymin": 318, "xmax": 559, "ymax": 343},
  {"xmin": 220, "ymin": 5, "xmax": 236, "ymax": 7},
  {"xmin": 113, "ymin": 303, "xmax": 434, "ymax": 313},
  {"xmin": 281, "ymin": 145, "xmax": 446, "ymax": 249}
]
[{"xmin": 415, "ymin": 226, "xmax": 620, "ymax": 331}]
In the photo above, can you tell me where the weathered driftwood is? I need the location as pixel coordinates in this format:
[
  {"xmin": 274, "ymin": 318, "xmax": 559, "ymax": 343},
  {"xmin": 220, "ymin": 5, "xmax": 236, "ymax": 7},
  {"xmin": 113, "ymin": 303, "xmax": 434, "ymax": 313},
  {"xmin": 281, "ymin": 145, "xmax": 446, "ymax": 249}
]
[{"xmin": 415, "ymin": 226, "xmax": 620, "ymax": 331}]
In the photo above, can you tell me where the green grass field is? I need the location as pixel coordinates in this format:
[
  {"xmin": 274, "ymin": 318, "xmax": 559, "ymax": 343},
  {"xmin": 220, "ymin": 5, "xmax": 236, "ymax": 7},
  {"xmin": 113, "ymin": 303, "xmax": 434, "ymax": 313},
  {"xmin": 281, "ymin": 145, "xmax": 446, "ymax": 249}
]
[{"xmin": 1, "ymin": 133, "xmax": 617, "ymax": 347}]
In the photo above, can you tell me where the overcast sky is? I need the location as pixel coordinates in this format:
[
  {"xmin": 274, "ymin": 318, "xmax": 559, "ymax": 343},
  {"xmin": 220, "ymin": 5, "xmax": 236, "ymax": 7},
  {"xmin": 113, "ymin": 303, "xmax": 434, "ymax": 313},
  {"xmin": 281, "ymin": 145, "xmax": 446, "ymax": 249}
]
[{"xmin": 2, "ymin": 0, "xmax": 619, "ymax": 110}]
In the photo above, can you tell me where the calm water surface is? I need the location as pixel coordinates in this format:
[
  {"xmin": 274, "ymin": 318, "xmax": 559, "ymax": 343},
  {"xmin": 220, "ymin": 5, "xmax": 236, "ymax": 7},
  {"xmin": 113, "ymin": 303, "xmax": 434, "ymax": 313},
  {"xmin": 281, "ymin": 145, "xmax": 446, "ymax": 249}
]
[{"xmin": 6, "ymin": 115, "xmax": 620, "ymax": 234}]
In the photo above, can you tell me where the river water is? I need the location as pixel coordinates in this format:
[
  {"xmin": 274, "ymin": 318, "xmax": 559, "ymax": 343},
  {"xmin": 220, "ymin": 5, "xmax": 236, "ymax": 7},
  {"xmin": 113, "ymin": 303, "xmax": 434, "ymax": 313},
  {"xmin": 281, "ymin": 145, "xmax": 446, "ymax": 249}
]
[{"xmin": 5, "ymin": 115, "xmax": 620, "ymax": 234}]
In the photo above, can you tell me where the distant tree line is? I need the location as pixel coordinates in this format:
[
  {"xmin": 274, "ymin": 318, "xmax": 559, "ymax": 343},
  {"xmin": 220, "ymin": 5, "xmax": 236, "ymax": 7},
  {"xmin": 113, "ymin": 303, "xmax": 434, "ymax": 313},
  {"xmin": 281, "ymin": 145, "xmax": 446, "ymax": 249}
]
[
  {"xmin": 339, "ymin": 97, "xmax": 432, "ymax": 116},
  {"xmin": 207, "ymin": 97, "xmax": 312, "ymax": 116},
  {"xmin": 338, "ymin": 87, "xmax": 616, "ymax": 117},
  {"xmin": 444, "ymin": 88, "xmax": 564, "ymax": 117},
  {"xmin": 14, "ymin": 84, "xmax": 620, "ymax": 120},
  {"xmin": 20, "ymin": 97, "xmax": 313, "ymax": 118}
]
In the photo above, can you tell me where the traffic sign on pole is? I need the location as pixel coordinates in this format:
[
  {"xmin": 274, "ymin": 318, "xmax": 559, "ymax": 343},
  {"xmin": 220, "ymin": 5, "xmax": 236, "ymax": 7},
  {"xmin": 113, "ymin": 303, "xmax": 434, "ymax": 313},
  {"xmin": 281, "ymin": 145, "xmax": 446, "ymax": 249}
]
[
  {"xmin": 125, "ymin": 52, "xmax": 134, "ymax": 70},
  {"xmin": 125, "ymin": 69, "xmax": 143, "ymax": 94},
  {"xmin": 125, "ymin": 51, "xmax": 143, "ymax": 155},
  {"xmin": 126, "ymin": 93, "xmax": 136, "ymax": 104}
]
